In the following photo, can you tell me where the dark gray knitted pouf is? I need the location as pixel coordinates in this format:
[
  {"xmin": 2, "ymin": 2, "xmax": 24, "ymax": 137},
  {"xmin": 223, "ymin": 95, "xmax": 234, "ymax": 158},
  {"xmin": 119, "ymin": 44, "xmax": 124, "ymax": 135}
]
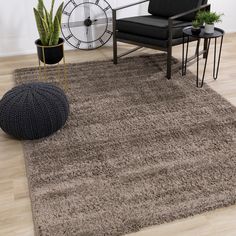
[{"xmin": 0, "ymin": 82, "xmax": 69, "ymax": 140}]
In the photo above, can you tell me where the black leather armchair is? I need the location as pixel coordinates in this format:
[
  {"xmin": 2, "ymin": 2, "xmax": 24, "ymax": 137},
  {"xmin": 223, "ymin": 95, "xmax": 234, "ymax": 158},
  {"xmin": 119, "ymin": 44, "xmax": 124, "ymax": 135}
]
[{"xmin": 113, "ymin": 0, "xmax": 210, "ymax": 79}]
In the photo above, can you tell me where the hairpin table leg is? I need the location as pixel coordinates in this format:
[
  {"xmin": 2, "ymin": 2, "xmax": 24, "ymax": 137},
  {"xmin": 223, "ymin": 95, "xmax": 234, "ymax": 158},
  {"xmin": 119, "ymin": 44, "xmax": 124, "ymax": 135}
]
[
  {"xmin": 197, "ymin": 38, "xmax": 211, "ymax": 88},
  {"xmin": 183, "ymin": 36, "xmax": 190, "ymax": 76},
  {"xmin": 213, "ymin": 36, "xmax": 224, "ymax": 80}
]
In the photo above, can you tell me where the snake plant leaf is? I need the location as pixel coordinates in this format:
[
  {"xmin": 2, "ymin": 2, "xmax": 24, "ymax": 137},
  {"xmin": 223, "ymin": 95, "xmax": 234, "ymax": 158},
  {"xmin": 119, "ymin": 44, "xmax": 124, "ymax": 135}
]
[
  {"xmin": 34, "ymin": 0, "xmax": 64, "ymax": 46},
  {"xmin": 49, "ymin": 0, "xmax": 55, "ymax": 25},
  {"xmin": 43, "ymin": 6, "xmax": 50, "ymax": 28},
  {"xmin": 48, "ymin": 32, "xmax": 54, "ymax": 46},
  {"xmin": 37, "ymin": 0, "xmax": 44, "ymax": 18},
  {"xmin": 55, "ymin": 2, "xmax": 64, "ymax": 25},
  {"xmin": 34, "ymin": 8, "xmax": 47, "ymax": 45},
  {"xmin": 50, "ymin": 16, "xmax": 60, "ymax": 46},
  {"xmin": 41, "ymin": 17, "xmax": 50, "ymax": 45}
]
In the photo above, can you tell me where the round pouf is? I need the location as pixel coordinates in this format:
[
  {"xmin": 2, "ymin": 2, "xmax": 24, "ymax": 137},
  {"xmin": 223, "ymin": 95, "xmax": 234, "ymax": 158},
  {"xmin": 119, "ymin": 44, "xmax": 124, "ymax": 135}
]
[{"xmin": 0, "ymin": 83, "xmax": 69, "ymax": 140}]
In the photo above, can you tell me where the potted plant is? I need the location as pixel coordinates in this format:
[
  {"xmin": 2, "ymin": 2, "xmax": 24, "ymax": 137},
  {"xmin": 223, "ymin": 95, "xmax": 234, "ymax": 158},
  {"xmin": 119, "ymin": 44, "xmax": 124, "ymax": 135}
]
[
  {"xmin": 196, "ymin": 11, "xmax": 223, "ymax": 34},
  {"xmin": 191, "ymin": 20, "xmax": 202, "ymax": 35},
  {"xmin": 34, "ymin": 0, "xmax": 64, "ymax": 64}
]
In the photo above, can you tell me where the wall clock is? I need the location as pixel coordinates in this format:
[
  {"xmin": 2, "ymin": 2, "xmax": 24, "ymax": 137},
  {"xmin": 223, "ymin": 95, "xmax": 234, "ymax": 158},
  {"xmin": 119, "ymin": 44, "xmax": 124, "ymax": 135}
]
[{"xmin": 61, "ymin": 0, "xmax": 113, "ymax": 50}]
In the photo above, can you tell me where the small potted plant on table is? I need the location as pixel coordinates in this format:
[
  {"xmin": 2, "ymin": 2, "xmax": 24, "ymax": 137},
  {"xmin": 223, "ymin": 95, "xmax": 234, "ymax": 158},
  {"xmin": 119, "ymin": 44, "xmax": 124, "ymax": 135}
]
[
  {"xmin": 34, "ymin": 0, "xmax": 64, "ymax": 65},
  {"xmin": 196, "ymin": 11, "xmax": 223, "ymax": 34},
  {"xmin": 191, "ymin": 20, "xmax": 202, "ymax": 35}
]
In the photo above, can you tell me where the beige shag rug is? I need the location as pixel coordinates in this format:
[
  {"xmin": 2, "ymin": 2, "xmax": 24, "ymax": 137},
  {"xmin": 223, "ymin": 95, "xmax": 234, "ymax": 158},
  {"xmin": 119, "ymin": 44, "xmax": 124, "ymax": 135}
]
[{"xmin": 14, "ymin": 54, "xmax": 236, "ymax": 236}]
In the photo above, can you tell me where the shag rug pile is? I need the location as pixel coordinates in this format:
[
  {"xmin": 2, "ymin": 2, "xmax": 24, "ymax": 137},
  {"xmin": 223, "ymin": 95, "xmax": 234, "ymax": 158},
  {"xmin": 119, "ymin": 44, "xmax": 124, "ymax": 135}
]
[{"xmin": 14, "ymin": 54, "xmax": 236, "ymax": 236}]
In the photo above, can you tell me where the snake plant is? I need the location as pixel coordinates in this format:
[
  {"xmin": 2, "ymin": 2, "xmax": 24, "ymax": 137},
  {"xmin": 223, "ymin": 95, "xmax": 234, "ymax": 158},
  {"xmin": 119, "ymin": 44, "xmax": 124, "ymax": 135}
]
[{"xmin": 34, "ymin": 0, "xmax": 64, "ymax": 46}]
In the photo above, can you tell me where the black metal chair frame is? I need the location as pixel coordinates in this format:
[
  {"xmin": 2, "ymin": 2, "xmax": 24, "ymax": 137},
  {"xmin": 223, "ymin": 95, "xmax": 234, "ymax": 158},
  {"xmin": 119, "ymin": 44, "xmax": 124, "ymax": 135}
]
[{"xmin": 112, "ymin": 0, "xmax": 211, "ymax": 79}]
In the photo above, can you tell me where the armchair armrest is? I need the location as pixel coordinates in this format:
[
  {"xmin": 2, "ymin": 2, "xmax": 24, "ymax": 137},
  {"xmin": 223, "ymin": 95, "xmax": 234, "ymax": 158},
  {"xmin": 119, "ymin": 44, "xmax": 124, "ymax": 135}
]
[
  {"xmin": 169, "ymin": 3, "xmax": 211, "ymax": 21},
  {"xmin": 113, "ymin": 0, "xmax": 149, "ymax": 11}
]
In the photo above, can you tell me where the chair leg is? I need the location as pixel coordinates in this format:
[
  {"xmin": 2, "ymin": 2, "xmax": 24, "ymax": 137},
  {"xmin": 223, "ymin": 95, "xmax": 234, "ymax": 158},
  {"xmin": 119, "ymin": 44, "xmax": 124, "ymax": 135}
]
[
  {"xmin": 167, "ymin": 46, "xmax": 172, "ymax": 79},
  {"xmin": 112, "ymin": 10, "xmax": 118, "ymax": 65},
  {"xmin": 113, "ymin": 34, "xmax": 118, "ymax": 65},
  {"xmin": 203, "ymin": 39, "xmax": 208, "ymax": 59}
]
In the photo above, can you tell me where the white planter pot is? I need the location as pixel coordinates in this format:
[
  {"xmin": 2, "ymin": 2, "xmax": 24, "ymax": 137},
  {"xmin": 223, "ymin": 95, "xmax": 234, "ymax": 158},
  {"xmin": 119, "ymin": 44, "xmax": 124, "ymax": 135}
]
[{"xmin": 204, "ymin": 24, "xmax": 215, "ymax": 34}]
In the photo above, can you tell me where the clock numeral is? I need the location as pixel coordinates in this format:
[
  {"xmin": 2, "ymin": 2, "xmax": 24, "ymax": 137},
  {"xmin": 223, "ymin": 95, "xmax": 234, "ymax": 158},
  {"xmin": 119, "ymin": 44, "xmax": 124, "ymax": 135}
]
[
  {"xmin": 106, "ymin": 30, "xmax": 112, "ymax": 35},
  {"xmin": 62, "ymin": 23, "xmax": 69, "ymax": 28},
  {"xmin": 95, "ymin": 0, "xmax": 100, "ymax": 4},
  {"xmin": 76, "ymin": 40, "xmax": 82, "ymax": 48},
  {"xmin": 103, "ymin": 6, "xmax": 111, "ymax": 11},
  {"xmin": 99, "ymin": 38, "xmax": 104, "ymax": 45},
  {"xmin": 63, "ymin": 11, "xmax": 70, "ymax": 16},
  {"xmin": 66, "ymin": 34, "xmax": 73, "ymax": 40},
  {"xmin": 88, "ymin": 44, "xmax": 93, "ymax": 49},
  {"xmin": 71, "ymin": 0, "xmax": 77, "ymax": 7}
]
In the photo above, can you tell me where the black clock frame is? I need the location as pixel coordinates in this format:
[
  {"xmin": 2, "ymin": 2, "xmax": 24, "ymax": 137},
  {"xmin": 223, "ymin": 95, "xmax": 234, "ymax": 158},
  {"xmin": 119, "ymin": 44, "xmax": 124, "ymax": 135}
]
[{"xmin": 61, "ymin": 0, "xmax": 113, "ymax": 50}]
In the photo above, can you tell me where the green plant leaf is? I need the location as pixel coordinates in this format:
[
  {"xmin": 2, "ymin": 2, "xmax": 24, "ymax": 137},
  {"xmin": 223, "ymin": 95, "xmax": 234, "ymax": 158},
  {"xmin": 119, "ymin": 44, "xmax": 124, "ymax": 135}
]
[
  {"xmin": 33, "ymin": 8, "xmax": 47, "ymax": 45},
  {"xmin": 55, "ymin": 2, "xmax": 64, "ymax": 25},
  {"xmin": 49, "ymin": 0, "xmax": 55, "ymax": 25},
  {"xmin": 34, "ymin": 0, "xmax": 64, "ymax": 46},
  {"xmin": 37, "ymin": 0, "xmax": 45, "ymax": 18},
  {"xmin": 196, "ymin": 11, "xmax": 223, "ymax": 25},
  {"xmin": 42, "ymin": 17, "xmax": 50, "ymax": 44},
  {"xmin": 43, "ymin": 6, "xmax": 50, "ymax": 27},
  {"xmin": 192, "ymin": 19, "xmax": 201, "ymax": 28},
  {"xmin": 50, "ymin": 16, "xmax": 60, "ymax": 46}
]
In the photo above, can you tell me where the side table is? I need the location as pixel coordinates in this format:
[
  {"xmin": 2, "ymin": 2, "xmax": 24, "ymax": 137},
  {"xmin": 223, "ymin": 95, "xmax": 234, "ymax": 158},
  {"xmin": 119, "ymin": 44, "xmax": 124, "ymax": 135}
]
[{"xmin": 182, "ymin": 26, "xmax": 224, "ymax": 88}]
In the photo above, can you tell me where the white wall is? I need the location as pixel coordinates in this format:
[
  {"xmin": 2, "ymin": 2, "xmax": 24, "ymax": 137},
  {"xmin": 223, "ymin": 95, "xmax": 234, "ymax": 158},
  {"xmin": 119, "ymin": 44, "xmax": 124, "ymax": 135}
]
[
  {"xmin": 0, "ymin": 0, "xmax": 235, "ymax": 57},
  {"xmin": 210, "ymin": 0, "xmax": 236, "ymax": 32},
  {"xmin": 0, "ymin": 0, "xmax": 37, "ymax": 56}
]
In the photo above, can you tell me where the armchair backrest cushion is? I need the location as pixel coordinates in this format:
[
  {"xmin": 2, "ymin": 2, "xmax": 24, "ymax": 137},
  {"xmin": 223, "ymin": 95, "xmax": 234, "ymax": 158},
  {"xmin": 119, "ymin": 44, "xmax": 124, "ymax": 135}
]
[{"xmin": 148, "ymin": 0, "xmax": 208, "ymax": 21}]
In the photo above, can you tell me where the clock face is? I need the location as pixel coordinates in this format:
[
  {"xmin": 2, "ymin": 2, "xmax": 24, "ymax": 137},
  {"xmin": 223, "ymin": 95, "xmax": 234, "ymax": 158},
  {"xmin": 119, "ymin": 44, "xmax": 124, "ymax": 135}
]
[{"xmin": 61, "ymin": 0, "xmax": 113, "ymax": 50}]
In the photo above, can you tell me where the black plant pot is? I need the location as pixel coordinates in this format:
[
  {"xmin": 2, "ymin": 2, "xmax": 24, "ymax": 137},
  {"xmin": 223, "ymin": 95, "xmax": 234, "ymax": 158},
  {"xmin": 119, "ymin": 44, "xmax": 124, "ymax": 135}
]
[
  {"xmin": 191, "ymin": 27, "xmax": 201, "ymax": 36},
  {"xmin": 35, "ymin": 38, "xmax": 64, "ymax": 65}
]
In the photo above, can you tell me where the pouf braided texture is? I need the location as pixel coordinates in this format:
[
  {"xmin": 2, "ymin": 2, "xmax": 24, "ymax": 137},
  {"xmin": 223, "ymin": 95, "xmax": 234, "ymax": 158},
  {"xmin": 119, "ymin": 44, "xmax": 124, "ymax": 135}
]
[{"xmin": 0, "ymin": 82, "xmax": 69, "ymax": 140}]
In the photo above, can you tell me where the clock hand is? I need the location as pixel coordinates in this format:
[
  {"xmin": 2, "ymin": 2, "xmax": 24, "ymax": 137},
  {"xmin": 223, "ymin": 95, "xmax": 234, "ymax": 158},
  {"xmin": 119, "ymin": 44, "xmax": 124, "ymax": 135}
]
[
  {"xmin": 61, "ymin": 17, "xmax": 112, "ymax": 29},
  {"xmin": 83, "ymin": 1, "xmax": 90, "ymax": 20},
  {"xmin": 63, "ymin": 16, "xmax": 94, "ymax": 29},
  {"xmin": 91, "ymin": 17, "xmax": 112, "ymax": 25},
  {"xmin": 62, "ymin": 21, "xmax": 84, "ymax": 28},
  {"xmin": 84, "ymin": 25, "xmax": 93, "ymax": 48}
]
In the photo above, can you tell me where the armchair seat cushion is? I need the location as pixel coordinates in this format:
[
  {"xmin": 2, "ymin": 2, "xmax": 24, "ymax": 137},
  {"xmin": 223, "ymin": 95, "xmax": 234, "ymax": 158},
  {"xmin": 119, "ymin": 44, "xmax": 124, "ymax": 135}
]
[
  {"xmin": 117, "ymin": 32, "xmax": 195, "ymax": 48},
  {"xmin": 117, "ymin": 15, "xmax": 192, "ymax": 40}
]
